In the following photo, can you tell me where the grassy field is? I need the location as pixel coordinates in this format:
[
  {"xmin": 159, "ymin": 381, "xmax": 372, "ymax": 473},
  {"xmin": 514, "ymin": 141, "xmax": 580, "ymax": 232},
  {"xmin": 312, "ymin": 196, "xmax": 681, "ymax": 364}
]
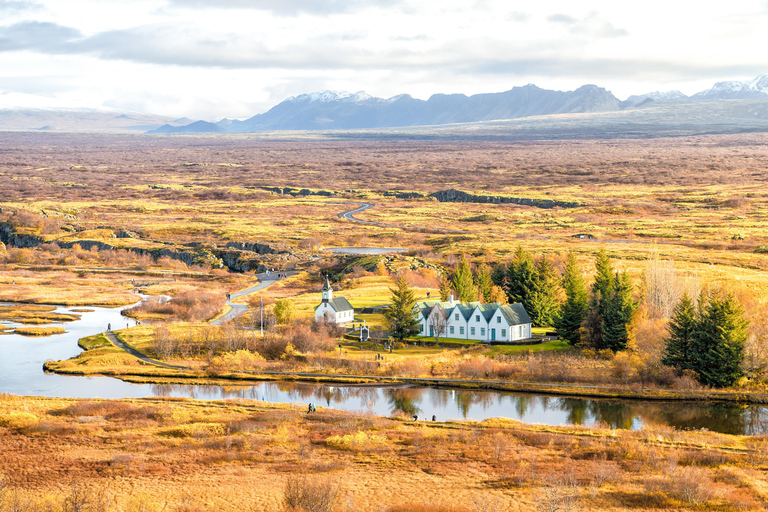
[
  {"xmin": 1, "ymin": 394, "xmax": 768, "ymax": 511},
  {"xmin": 7, "ymin": 132, "xmax": 768, "ymax": 508}
]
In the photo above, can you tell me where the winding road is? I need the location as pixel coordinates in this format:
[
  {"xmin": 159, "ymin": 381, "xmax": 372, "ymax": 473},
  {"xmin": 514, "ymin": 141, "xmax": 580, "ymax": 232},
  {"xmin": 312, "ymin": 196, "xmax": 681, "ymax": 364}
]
[
  {"xmin": 104, "ymin": 271, "xmax": 297, "ymax": 368},
  {"xmin": 335, "ymin": 201, "xmax": 470, "ymax": 234},
  {"xmin": 211, "ymin": 271, "xmax": 297, "ymax": 325}
]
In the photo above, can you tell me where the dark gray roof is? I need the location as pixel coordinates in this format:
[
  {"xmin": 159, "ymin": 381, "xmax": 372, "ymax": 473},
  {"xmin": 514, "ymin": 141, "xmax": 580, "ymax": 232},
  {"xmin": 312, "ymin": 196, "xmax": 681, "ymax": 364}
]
[
  {"xmin": 499, "ymin": 303, "xmax": 531, "ymax": 326},
  {"xmin": 328, "ymin": 297, "xmax": 353, "ymax": 312},
  {"xmin": 477, "ymin": 303, "xmax": 498, "ymax": 321}
]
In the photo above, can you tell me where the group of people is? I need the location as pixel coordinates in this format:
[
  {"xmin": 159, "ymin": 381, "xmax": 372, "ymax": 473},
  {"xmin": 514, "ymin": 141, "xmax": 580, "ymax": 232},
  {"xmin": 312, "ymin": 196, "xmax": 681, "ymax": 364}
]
[
  {"xmin": 265, "ymin": 269, "xmax": 288, "ymax": 279},
  {"xmin": 412, "ymin": 414, "xmax": 437, "ymax": 422},
  {"xmin": 306, "ymin": 403, "xmax": 317, "ymax": 413}
]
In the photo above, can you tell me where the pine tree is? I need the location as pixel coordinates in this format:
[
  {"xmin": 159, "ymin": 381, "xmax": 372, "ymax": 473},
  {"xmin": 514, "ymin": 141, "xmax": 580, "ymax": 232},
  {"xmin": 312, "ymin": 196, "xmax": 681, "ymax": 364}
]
[
  {"xmin": 452, "ymin": 254, "xmax": 477, "ymax": 303},
  {"xmin": 528, "ymin": 256, "xmax": 560, "ymax": 326},
  {"xmin": 438, "ymin": 275, "xmax": 452, "ymax": 301},
  {"xmin": 602, "ymin": 271, "xmax": 635, "ymax": 351},
  {"xmin": 506, "ymin": 246, "xmax": 537, "ymax": 314},
  {"xmin": 555, "ymin": 252, "xmax": 588, "ymax": 345},
  {"xmin": 692, "ymin": 292, "xmax": 748, "ymax": 388},
  {"xmin": 490, "ymin": 263, "xmax": 507, "ymax": 288},
  {"xmin": 475, "ymin": 263, "xmax": 493, "ymax": 303},
  {"xmin": 661, "ymin": 292, "xmax": 697, "ymax": 373},
  {"xmin": 385, "ymin": 276, "xmax": 421, "ymax": 342},
  {"xmin": 584, "ymin": 249, "xmax": 618, "ymax": 349}
]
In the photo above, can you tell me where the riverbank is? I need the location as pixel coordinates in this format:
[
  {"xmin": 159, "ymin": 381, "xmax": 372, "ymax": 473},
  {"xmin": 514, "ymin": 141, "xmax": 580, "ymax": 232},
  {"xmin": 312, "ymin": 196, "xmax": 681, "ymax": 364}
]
[{"xmin": 44, "ymin": 356, "xmax": 768, "ymax": 405}]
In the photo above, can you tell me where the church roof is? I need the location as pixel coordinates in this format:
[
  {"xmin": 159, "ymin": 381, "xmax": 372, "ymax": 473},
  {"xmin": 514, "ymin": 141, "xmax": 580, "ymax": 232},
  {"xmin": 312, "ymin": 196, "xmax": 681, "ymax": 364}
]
[
  {"xmin": 325, "ymin": 297, "xmax": 353, "ymax": 312},
  {"xmin": 321, "ymin": 275, "xmax": 333, "ymax": 292}
]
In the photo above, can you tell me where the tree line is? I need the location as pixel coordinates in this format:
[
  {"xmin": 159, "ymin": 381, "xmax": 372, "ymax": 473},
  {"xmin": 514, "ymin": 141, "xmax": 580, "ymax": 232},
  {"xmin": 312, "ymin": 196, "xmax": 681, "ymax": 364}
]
[{"xmin": 389, "ymin": 247, "xmax": 751, "ymax": 388}]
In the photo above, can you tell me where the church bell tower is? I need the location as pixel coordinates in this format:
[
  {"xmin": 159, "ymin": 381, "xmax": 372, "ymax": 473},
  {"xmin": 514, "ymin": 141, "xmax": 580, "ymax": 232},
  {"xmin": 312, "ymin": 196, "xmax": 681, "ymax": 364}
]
[{"xmin": 321, "ymin": 275, "xmax": 333, "ymax": 303}]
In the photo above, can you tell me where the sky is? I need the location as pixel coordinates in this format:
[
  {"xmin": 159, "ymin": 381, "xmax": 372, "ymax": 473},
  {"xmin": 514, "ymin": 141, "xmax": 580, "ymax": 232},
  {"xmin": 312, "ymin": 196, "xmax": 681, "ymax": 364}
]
[{"xmin": 1, "ymin": 0, "xmax": 767, "ymax": 120}]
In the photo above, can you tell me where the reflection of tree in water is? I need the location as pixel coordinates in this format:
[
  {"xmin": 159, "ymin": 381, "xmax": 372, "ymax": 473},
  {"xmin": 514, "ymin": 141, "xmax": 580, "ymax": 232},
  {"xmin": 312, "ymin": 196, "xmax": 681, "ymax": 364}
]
[
  {"xmin": 385, "ymin": 388, "xmax": 423, "ymax": 417},
  {"xmin": 453, "ymin": 390, "xmax": 496, "ymax": 418},
  {"xmin": 429, "ymin": 389, "xmax": 451, "ymax": 409},
  {"xmin": 512, "ymin": 395, "xmax": 532, "ymax": 418},
  {"xmin": 558, "ymin": 398, "xmax": 589, "ymax": 425},
  {"xmin": 636, "ymin": 401, "xmax": 763, "ymax": 436},
  {"xmin": 551, "ymin": 398, "xmax": 634, "ymax": 429}
]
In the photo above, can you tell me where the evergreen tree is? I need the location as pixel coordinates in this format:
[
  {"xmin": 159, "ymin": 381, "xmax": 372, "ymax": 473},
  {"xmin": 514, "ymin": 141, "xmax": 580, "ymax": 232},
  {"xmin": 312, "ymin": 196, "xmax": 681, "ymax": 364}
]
[
  {"xmin": 601, "ymin": 271, "xmax": 635, "ymax": 351},
  {"xmin": 692, "ymin": 292, "xmax": 748, "ymax": 388},
  {"xmin": 385, "ymin": 276, "xmax": 421, "ymax": 342},
  {"xmin": 476, "ymin": 263, "xmax": 494, "ymax": 303},
  {"xmin": 452, "ymin": 254, "xmax": 477, "ymax": 303},
  {"xmin": 490, "ymin": 263, "xmax": 507, "ymax": 288},
  {"xmin": 584, "ymin": 250, "xmax": 615, "ymax": 348},
  {"xmin": 438, "ymin": 275, "xmax": 452, "ymax": 301},
  {"xmin": 555, "ymin": 252, "xmax": 589, "ymax": 345},
  {"xmin": 506, "ymin": 246, "xmax": 537, "ymax": 314},
  {"xmin": 529, "ymin": 256, "xmax": 561, "ymax": 327},
  {"xmin": 661, "ymin": 292, "xmax": 697, "ymax": 373}
]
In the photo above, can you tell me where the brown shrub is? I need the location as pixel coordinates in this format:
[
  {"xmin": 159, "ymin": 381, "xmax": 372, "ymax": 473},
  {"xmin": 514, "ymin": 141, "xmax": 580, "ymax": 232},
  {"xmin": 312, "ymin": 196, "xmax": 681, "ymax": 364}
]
[{"xmin": 282, "ymin": 475, "xmax": 341, "ymax": 512}]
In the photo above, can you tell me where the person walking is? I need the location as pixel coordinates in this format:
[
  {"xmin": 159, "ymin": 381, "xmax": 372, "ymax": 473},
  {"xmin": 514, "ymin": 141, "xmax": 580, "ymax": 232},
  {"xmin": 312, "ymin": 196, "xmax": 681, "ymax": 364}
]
[{"xmin": 107, "ymin": 323, "xmax": 111, "ymax": 332}]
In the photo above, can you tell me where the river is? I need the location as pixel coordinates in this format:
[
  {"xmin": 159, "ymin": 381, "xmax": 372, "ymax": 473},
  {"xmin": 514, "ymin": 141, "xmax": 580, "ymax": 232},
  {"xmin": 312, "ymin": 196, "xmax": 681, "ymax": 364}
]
[{"xmin": 2, "ymin": 302, "xmax": 767, "ymax": 435}]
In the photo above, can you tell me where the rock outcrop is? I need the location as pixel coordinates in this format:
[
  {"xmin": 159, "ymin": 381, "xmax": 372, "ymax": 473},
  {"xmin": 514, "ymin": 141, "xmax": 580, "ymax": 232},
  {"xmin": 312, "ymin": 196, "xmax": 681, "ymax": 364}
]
[{"xmin": 428, "ymin": 189, "xmax": 580, "ymax": 209}]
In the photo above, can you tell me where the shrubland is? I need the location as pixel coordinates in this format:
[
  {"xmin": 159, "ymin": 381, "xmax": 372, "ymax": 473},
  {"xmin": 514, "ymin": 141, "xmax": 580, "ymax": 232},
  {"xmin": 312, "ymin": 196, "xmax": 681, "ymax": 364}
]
[{"xmin": 1, "ymin": 394, "xmax": 768, "ymax": 511}]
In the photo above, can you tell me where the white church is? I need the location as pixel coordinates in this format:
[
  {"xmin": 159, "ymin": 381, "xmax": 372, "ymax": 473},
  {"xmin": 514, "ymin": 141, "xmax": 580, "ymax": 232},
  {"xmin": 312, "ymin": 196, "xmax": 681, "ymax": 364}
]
[
  {"xmin": 314, "ymin": 275, "xmax": 355, "ymax": 325},
  {"xmin": 415, "ymin": 296, "xmax": 532, "ymax": 343}
]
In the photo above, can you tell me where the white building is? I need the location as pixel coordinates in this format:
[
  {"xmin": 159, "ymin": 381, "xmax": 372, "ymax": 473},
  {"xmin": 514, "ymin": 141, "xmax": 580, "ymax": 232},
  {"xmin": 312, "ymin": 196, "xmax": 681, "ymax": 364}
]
[
  {"xmin": 314, "ymin": 276, "xmax": 355, "ymax": 325},
  {"xmin": 416, "ymin": 296, "xmax": 532, "ymax": 343}
]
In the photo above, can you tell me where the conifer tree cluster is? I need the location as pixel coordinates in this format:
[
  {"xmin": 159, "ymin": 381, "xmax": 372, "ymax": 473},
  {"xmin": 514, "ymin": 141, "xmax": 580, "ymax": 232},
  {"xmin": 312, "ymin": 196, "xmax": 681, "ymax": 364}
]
[
  {"xmin": 662, "ymin": 291, "xmax": 748, "ymax": 388},
  {"xmin": 385, "ymin": 275, "xmax": 421, "ymax": 342},
  {"xmin": 491, "ymin": 246, "xmax": 562, "ymax": 327}
]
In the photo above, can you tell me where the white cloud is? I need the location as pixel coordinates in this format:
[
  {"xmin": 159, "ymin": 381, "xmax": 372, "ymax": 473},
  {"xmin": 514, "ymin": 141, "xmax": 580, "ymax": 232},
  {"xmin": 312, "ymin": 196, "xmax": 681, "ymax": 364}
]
[{"xmin": 0, "ymin": 0, "xmax": 766, "ymax": 118}]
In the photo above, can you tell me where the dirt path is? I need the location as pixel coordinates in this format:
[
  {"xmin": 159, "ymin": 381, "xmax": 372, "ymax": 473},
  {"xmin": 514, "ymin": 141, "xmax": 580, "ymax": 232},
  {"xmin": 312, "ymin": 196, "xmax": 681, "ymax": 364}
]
[{"xmin": 104, "ymin": 330, "xmax": 189, "ymax": 370}]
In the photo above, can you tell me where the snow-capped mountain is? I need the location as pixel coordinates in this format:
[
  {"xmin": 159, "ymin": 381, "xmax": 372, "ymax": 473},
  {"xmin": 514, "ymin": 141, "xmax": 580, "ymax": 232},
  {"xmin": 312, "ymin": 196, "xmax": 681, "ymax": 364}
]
[
  {"xmin": 625, "ymin": 91, "xmax": 688, "ymax": 103},
  {"xmin": 286, "ymin": 90, "xmax": 376, "ymax": 104},
  {"xmin": 693, "ymin": 74, "xmax": 768, "ymax": 100}
]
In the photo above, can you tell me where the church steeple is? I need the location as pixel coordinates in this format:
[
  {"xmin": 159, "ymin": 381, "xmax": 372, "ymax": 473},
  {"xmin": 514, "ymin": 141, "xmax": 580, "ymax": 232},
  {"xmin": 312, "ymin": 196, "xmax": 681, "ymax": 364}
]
[{"xmin": 321, "ymin": 275, "xmax": 333, "ymax": 302}]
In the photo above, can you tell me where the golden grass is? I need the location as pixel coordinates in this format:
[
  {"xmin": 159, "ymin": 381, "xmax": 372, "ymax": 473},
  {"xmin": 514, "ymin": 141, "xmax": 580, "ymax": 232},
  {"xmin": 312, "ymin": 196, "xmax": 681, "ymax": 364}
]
[
  {"xmin": 12, "ymin": 326, "xmax": 66, "ymax": 336},
  {"xmin": 0, "ymin": 395, "xmax": 767, "ymax": 511}
]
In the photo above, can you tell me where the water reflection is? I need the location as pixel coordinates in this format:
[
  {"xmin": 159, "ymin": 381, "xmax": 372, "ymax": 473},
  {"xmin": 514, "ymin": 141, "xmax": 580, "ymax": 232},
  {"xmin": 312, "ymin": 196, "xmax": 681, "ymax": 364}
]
[{"xmin": 133, "ymin": 382, "xmax": 768, "ymax": 435}]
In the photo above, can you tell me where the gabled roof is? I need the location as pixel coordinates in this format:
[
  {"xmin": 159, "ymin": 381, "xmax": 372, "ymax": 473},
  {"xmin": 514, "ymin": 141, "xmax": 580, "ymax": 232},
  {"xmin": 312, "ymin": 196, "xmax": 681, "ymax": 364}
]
[
  {"xmin": 499, "ymin": 303, "xmax": 531, "ymax": 326},
  {"xmin": 448, "ymin": 302, "xmax": 480, "ymax": 321},
  {"xmin": 315, "ymin": 296, "xmax": 353, "ymax": 312},
  {"xmin": 321, "ymin": 275, "xmax": 333, "ymax": 292},
  {"xmin": 327, "ymin": 297, "xmax": 353, "ymax": 312},
  {"xmin": 476, "ymin": 303, "xmax": 498, "ymax": 322}
]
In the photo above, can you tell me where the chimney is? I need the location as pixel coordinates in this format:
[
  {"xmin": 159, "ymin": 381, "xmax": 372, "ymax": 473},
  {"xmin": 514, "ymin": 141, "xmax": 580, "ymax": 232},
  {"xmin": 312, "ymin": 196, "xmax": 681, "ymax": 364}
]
[{"xmin": 449, "ymin": 295, "xmax": 455, "ymax": 306}]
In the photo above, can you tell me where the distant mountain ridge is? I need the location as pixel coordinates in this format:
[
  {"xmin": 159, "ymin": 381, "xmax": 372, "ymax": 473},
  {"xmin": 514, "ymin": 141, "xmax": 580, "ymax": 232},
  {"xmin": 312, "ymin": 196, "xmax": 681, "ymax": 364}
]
[
  {"xmin": 220, "ymin": 84, "xmax": 620, "ymax": 132},
  {"xmin": 155, "ymin": 74, "xmax": 768, "ymax": 133}
]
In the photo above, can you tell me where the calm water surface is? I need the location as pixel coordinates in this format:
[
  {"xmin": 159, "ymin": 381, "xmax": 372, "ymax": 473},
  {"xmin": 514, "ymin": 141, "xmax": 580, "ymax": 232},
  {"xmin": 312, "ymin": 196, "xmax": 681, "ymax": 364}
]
[{"xmin": 2, "ymin": 302, "xmax": 768, "ymax": 435}]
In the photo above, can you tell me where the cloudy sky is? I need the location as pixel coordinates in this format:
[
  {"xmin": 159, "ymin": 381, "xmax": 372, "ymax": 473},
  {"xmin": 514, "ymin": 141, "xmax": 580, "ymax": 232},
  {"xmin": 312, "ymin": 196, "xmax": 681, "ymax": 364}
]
[{"xmin": 1, "ymin": 0, "xmax": 767, "ymax": 119}]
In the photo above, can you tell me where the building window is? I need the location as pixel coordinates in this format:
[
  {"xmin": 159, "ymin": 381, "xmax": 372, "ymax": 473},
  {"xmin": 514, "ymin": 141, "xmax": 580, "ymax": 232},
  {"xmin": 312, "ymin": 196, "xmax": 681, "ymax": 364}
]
[
  {"xmin": 460, "ymin": 327, "xmax": 465, "ymax": 335},
  {"xmin": 455, "ymin": 313, "xmax": 459, "ymax": 321},
  {"xmin": 501, "ymin": 329, "xmax": 507, "ymax": 338},
  {"xmin": 481, "ymin": 328, "xmax": 485, "ymax": 336},
  {"xmin": 519, "ymin": 326, "xmax": 523, "ymax": 337},
  {"xmin": 497, "ymin": 317, "xmax": 501, "ymax": 324},
  {"xmin": 475, "ymin": 315, "xmax": 479, "ymax": 322},
  {"xmin": 470, "ymin": 327, "xmax": 475, "ymax": 335},
  {"xmin": 450, "ymin": 326, "xmax": 454, "ymax": 334}
]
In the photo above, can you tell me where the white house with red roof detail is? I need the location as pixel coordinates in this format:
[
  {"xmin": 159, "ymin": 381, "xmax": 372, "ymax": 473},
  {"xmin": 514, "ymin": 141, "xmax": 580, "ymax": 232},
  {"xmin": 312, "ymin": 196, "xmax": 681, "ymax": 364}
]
[{"xmin": 314, "ymin": 275, "xmax": 355, "ymax": 325}]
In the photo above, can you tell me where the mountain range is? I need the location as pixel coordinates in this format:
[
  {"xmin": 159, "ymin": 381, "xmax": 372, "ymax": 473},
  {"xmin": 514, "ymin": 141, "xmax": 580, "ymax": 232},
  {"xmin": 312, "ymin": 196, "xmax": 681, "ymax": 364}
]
[
  {"xmin": 2, "ymin": 74, "xmax": 768, "ymax": 134},
  {"xmin": 149, "ymin": 74, "xmax": 768, "ymax": 134}
]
